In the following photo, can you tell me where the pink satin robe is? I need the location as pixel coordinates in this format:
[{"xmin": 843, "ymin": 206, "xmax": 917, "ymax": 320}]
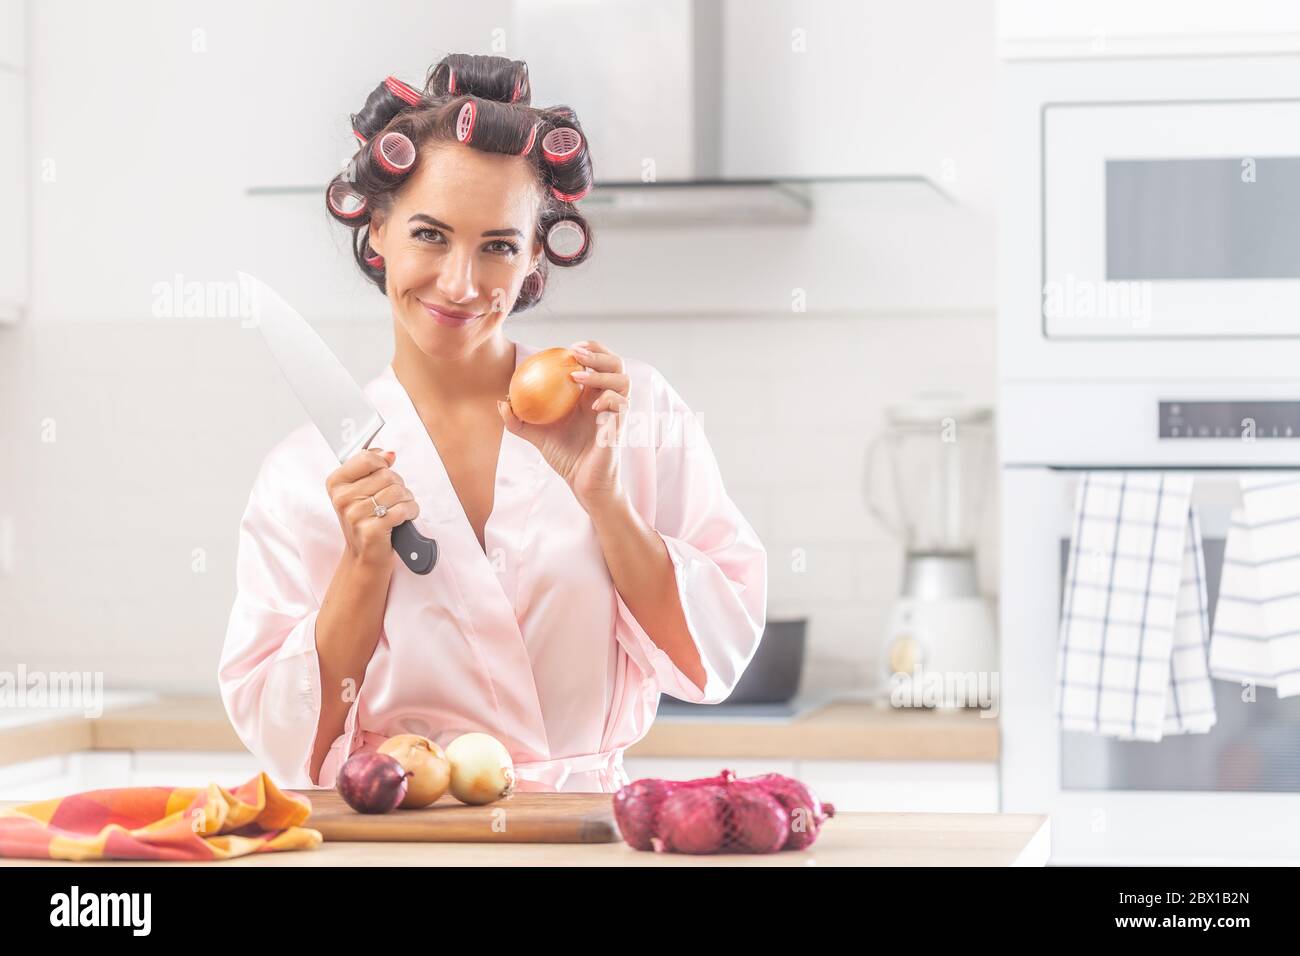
[{"xmin": 219, "ymin": 340, "xmax": 767, "ymax": 793}]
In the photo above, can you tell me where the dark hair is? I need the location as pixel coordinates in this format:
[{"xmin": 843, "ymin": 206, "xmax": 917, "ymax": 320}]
[{"xmin": 324, "ymin": 54, "xmax": 595, "ymax": 313}]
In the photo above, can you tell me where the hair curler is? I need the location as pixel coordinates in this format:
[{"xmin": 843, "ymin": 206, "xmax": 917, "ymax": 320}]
[
  {"xmin": 551, "ymin": 183, "xmax": 591, "ymax": 203},
  {"xmin": 456, "ymin": 101, "xmax": 477, "ymax": 144},
  {"xmin": 352, "ymin": 129, "xmax": 368, "ymax": 146},
  {"xmin": 519, "ymin": 120, "xmax": 541, "ymax": 157},
  {"xmin": 384, "ymin": 75, "xmax": 422, "ymax": 107},
  {"xmin": 545, "ymin": 219, "xmax": 587, "ymax": 262},
  {"xmin": 541, "ymin": 127, "xmax": 583, "ymax": 165},
  {"xmin": 520, "ymin": 269, "xmax": 545, "ymax": 299},
  {"xmin": 447, "ymin": 67, "xmax": 457, "ymax": 94},
  {"xmin": 373, "ymin": 131, "xmax": 416, "ymax": 175},
  {"xmin": 327, "ymin": 183, "xmax": 368, "ymax": 220}
]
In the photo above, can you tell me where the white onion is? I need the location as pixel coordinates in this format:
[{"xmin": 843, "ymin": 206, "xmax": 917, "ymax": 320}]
[{"xmin": 444, "ymin": 732, "xmax": 516, "ymax": 805}]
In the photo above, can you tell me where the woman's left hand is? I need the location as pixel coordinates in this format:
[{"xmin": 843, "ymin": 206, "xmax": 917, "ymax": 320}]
[{"xmin": 497, "ymin": 340, "xmax": 629, "ymax": 513}]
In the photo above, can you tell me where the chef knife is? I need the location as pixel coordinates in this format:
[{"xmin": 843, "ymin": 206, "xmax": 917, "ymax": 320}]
[{"xmin": 238, "ymin": 270, "xmax": 437, "ymax": 575}]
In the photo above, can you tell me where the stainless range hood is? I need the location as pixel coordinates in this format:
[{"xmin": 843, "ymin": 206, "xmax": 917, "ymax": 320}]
[
  {"xmin": 248, "ymin": 0, "xmax": 952, "ymax": 226},
  {"xmin": 512, "ymin": 0, "xmax": 950, "ymax": 227}
]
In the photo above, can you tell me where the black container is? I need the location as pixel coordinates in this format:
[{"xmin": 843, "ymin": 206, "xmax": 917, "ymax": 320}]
[{"xmin": 658, "ymin": 618, "xmax": 807, "ymax": 710}]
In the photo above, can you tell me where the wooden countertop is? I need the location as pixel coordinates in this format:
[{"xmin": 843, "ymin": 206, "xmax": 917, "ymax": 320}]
[
  {"xmin": 0, "ymin": 810, "xmax": 1048, "ymax": 867},
  {"xmin": 0, "ymin": 696, "xmax": 999, "ymax": 768}
]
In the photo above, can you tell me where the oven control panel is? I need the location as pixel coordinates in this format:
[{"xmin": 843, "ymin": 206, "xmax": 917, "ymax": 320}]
[{"xmin": 1160, "ymin": 401, "xmax": 1300, "ymax": 439}]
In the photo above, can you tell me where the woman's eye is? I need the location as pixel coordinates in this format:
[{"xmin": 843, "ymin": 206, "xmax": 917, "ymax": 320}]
[{"xmin": 410, "ymin": 229, "xmax": 516, "ymax": 256}]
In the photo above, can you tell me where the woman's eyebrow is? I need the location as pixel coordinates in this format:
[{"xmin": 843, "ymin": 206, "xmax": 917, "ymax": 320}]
[{"xmin": 409, "ymin": 213, "xmax": 520, "ymax": 238}]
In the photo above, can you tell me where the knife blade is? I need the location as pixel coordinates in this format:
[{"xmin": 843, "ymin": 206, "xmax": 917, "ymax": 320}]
[{"xmin": 239, "ymin": 270, "xmax": 437, "ymax": 575}]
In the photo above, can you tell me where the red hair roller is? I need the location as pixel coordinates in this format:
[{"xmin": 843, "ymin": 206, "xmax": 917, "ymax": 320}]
[
  {"xmin": 541, "ymin": 127, "xmax": 582, "ymax": 165},
  {"xmin": 551, "ymin": 184, "xmax": 591, "ymax": 203},
  {"xmin": 510, "ymin": 70, "xmax": 525, "ymax": 103},
  {"xmin": 353, "ymin": 129, "xmax": 368, "ymax": 147},
  {"xmin": 327, "ymin": 183, "xmax": 367, "ymax": 219},
  {"xmin": 456, "ymin": 101, "xmax": 476, "ymax": 144},
  {"xmin": 519, "ymin": 121, "xmax": 540, "ymax": 157},
  {"xmin": 545, "ymin": 219, "xmax": 587, "ymax": 261},
  {"xmin": 447, "ymin": 67, "xmax": 457, "ymax": 94},
  {"xmin": 384, "ymin": 75, "xmax": 422, "ymax": 107},
  {"xmin": 373, "ymin": 131, "xmax": 416, "ymax": 175},
  {"xmin": 520, "ymin": 269, "xmax": 544, "ymax": 298}
]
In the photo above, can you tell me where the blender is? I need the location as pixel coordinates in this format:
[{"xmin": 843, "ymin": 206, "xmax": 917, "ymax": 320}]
[{"xmin": 863, "ymin": 393, "xmax": 997, "ymax": 709}]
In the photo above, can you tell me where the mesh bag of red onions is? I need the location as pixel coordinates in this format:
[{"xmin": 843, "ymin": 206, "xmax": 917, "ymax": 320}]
[{"xmin": 613, "ymin": 769, "xmax": 836, "ymax": 854}]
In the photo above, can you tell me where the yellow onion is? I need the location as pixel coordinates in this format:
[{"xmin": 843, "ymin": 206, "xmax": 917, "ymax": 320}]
[
  {"xmin": 508, "ymin": 347, "xmax": 583, "ymax": 425},
  {"xmin": 444, "ymin": 732, "xmax": 516, "ymax": 805},
  {"xmin": 376, "ymin": 733, "xmax": 451, "ymax": 808}
]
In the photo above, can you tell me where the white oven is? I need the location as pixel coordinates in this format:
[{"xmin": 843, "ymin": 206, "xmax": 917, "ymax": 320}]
[{"xmin": 1000, "ymin": 52, "xmax": 1300, "ymax": 863}]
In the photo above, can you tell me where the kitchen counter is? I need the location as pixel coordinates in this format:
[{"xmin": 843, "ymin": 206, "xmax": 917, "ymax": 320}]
[
  {"xmin": 0, "ymin": 696, "xmax": 998, "ymax": 768},
  {"xmin": 0, "ymin": 807, "xmax": 1048, "ymax": 866}
]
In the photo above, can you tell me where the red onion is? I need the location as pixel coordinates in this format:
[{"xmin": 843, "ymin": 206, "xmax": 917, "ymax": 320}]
[
  {"xmin": 337, "ymin": 751, "xmax": 411, "ymax": 814},
  {"xmin": 612, "ymin": 778, "xmax": 673, "ymax": 851},
  {"xmin": 652, "ymin": 785, "xmax": 728, "ymax": 854},
  {"xmin": 725, "ymin": 783, "xmax": 790, "ymax": 853},
  {"xmin": 614, "ymin": 768, "xmax": 834, "ymax": 854},
  {"xmin": 741, "ymin": 772, "xmax": 836, "ymax": 850}
]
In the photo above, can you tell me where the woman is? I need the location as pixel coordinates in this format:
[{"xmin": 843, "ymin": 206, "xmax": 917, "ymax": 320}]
[{"xmin": 219, "ymin": 54, "xmax": 767, "ymax": 793}]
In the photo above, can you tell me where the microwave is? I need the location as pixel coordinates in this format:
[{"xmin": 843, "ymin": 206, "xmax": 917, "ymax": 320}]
[{"xmin": 1043, "ymin": 98, "xmax": 1300, "ymax": 339}]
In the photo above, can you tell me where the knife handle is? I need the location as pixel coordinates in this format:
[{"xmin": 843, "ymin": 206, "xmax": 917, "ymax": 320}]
[{"xmin": 392, "ymin": 520, "xmax": 437, "ymax": 574}]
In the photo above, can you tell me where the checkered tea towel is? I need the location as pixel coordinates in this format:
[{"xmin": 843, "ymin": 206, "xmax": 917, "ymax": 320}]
[
  {"xmin": 1056, "ymin": 472, "xmax": 1216, "ymax": 741},
  {"xmin": 1210, "ymin": 474, "xmax": 1300, "ymax": 696}
]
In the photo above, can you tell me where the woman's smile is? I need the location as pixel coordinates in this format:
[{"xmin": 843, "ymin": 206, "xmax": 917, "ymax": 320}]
[{"xmin": 419, "ymin": 299, "xmax": 483, "ymax": 328}]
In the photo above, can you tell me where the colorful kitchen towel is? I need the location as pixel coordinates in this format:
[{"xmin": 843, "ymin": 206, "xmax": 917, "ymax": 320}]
[
  {"xmin": 1210, "ymin": 474, "xmax": 1300, "ymax": 696},
  {"xmin": 0, "ymin": 771, "xmax": 321, "ymax": 861},
  {"xmin": 1057, "ymin": 472, "xmax": 1217, "ymax": 741}
]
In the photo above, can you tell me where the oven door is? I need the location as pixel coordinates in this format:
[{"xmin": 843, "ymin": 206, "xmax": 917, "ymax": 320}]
[
  {"xmin": 1001, "ymin": 465, "xmax": 1300, "ymax": 864},
  {"xmin": 1043, "ymin": 99, "xmax": 1300, "ymax": 338}
]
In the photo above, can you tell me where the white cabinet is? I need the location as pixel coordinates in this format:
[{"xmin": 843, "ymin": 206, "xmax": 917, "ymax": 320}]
[
  {"xmin": 0, "ymin": 68, "xmax": 24, "ymax": 322},
  {"xmin": 623, "ymin": 756, "xmax": 998, "ymax": 812}
]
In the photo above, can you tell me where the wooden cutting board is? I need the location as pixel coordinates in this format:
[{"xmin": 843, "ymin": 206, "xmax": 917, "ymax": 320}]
[{"xmin": 286, "ymin": 789, "xmax": 623, "ymax": 844}]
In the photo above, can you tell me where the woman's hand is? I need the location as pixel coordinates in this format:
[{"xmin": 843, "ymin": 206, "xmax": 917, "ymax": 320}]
[
  {"xmin": 325, "ymin": 447, "xmax": 420, "ymax": 568},
  {"xmin": 497, "ymin": 340, "xmax": 629, "ymax": 513}
]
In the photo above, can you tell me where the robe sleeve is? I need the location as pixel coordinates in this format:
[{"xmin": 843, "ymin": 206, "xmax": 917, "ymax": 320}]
[
  {"xmin": 218, "ymin": 454, "xmax": 362, "ymax": 788},
  {"xmin": 613, "ymin": 368, "xmax": 768, "ymax": 704}
]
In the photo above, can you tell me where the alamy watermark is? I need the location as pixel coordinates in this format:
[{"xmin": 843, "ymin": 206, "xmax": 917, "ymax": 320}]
[
  {"xmin": 1043, "ymin": 274, "xmax": 1152, "ymax": 327},
  {"xmin": 0, "ymin": 664, "xmax": 105, "ymax": 718},
  {"xmin": 889, "ymin": 667, "xmax": 999, "ymax": 717}
]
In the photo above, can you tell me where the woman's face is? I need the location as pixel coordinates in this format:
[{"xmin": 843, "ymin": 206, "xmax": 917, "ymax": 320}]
[{"xmin": 369, "ymin": 142, "xmax": 543, "ymax": 360}]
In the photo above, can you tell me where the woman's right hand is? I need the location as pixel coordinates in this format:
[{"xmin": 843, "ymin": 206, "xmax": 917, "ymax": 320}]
[{"xmin": 326, "ymin": 447, "xmax": 419, "ymax": 568}]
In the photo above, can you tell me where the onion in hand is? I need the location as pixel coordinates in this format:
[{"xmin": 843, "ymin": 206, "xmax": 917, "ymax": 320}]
[{"xmin": 507, "ymin": 347, "xmax": 583, "ymax": 425}]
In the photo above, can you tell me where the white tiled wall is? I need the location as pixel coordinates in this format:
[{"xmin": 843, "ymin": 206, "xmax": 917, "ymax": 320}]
[{"xmin": 0, "ymin": 308, "xmax": 995, "ymax": 692}]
